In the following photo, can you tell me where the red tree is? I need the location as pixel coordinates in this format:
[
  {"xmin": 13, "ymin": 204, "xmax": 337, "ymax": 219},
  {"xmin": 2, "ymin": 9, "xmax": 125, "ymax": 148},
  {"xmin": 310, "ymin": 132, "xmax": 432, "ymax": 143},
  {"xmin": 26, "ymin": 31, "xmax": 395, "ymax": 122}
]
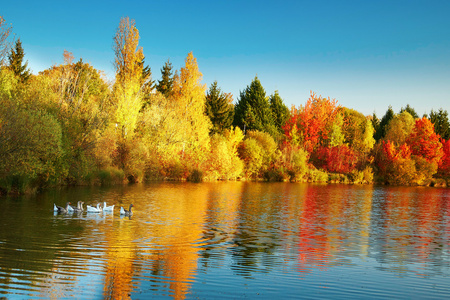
[{"xmin": 407, "ymin": 117, "xmax": 443, "ymax": 164}]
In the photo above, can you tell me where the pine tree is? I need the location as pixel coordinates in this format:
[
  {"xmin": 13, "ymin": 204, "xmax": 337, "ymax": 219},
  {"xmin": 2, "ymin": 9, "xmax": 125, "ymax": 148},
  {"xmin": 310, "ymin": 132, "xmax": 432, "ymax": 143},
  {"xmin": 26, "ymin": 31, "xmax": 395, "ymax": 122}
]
[
  {"xmin": 374, "ymin": 106, "xmax": 395, "ymax": 141},
  {"xmin": 156, "ymin": 59, "xmax": 174, "ymax": 98},
  {"xmin": 234, "ymin": 76, "xmax": 276, "ymax": 136},
  {"xmin": 205, "ymin": 81, "xmax": 234, "ymax": 135},
  {"xmin": 429, "ymin": 108, "xmax": 450, "ymax": 140},
  {"xmin": 269, "ymin": 91, "xmax": 289, "ymax": 133},
  {"xmin": 8, "ymin": 38, "xmax": 31, "ymax": 82}
]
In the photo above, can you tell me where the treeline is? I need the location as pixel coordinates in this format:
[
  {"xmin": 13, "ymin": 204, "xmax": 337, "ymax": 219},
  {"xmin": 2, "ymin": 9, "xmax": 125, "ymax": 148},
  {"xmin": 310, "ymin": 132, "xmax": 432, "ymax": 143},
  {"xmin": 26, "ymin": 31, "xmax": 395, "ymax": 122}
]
[{"xmin": 1, "ymin": 17, "xmax": 449, "ymax": 194}]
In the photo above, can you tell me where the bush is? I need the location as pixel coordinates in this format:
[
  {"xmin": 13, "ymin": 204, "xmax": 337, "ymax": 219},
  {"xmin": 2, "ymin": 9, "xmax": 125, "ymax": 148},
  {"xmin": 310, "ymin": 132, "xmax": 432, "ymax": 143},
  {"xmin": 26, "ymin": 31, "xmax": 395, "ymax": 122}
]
[{"xmin": 187, "ymin": 169, "xmax": 203, "ymax": 182}]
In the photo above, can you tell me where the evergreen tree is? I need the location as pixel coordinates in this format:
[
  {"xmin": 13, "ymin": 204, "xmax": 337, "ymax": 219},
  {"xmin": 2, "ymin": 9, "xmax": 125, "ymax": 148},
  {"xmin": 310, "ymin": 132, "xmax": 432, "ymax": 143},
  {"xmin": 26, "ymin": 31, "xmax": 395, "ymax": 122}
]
[
  {"xmin": 371, "ymin": 112, "xmax": 380, "ymax": 138},
  {"xmin": 400, "ymin": 104, "xmax": 419, "ymax": 119},
  {"xmin": 205, "ymin": 81, "xmax": 234, "ymax": 135},
  {"xmin": 8, "ymin": 38, "xmax": 31, "ymax": 82},
  {"xmin": 374, "ymin": 106, "xmax": 395, "ymax": 141},
  {"xmin": 429, "ymin": 108, "xmax": 450, "ymax": 140},
  {"xmin": 269, "ymin": 90, "xmax": 289, "ymax": 133},
  {"xmin": 156, "ymin": 59, "xmax": 174, "ymax": 98},
  {"xmin": 234, "ymin": 76, "xmax": 276, "ymax": 136}
]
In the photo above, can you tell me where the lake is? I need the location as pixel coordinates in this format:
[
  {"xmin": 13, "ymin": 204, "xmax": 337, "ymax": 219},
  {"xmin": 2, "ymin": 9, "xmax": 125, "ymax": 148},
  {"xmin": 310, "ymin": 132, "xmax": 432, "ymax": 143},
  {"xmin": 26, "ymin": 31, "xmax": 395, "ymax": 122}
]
[{"xmin": 0, "ymin": 182, "xmax": 449, "ymax": 299}]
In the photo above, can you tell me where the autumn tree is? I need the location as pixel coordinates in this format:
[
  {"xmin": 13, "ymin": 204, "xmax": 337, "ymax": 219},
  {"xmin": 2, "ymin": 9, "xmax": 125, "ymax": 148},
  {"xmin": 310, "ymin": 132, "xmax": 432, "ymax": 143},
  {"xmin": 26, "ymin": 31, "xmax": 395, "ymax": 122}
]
[
  {"xmin": 407, "ymin": 117, "xmax": 443, "ymax": 165},
  {"xmin": 438, "ymin": 139, "xmax": 450, "ymax": 177},
  {"xmin": 171, "ymin": 52, "xmax": 211, "ymax": 168},
  {"xmin": 0, "ymin": 16, "xmax": 12, "ymax": 66},
  {"xmin": 205, "ymin": 81, "xmax": 234, "ymax": 135},
  {"xmin": 283, "ymin": 92, "xmax": 341, "ymax": 153},
  {"xmin": 112, "ymin": 17, "xmax": 148, "ymax": 139},
  {"xmin": 8, "ymin": 38, "xmax": 31, "ymax": 82},
  {"xmin": 384, "ymin": 111, "xmax": 415, "ymax": 146},
  {"xmin": 234, "ymin": 76, "xmax": 277, "ymax": 137},
  {"xmin": 156, "ymin": 59, "xmax": 174, "ymax": 98},
  {"xmin": 400, "ymin": 104, "xmax": 419, "ymax": 119}
]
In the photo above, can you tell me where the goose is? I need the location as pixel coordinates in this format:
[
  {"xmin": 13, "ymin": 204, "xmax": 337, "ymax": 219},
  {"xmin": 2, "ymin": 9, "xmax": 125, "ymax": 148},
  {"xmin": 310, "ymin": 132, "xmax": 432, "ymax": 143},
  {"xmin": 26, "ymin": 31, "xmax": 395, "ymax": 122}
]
[
  {"xmin": 86, "ymin": 203, "xmax": 102, "ymax": 213},
  {"xmin": 55, "ymin": 202, "xmax": 71, "ymax": 214},
  {"xmin": 120, "ymin": 204, "xmax": 134, "ymax": 216},
  {"xmin": 103, "ymin": 202, "xmax": 114, "ymax": 212},
  {"xmin": 73, "ymin": 201, "xmax": 84, "ymax": 213}
]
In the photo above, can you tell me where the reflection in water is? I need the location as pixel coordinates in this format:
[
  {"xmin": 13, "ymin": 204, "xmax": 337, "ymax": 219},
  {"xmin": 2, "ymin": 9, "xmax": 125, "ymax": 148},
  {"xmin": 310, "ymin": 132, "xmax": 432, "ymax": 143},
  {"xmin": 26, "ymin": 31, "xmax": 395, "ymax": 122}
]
[{"xmin": 0, "ymin": 183, "xmax": 449, "ymax": 299}]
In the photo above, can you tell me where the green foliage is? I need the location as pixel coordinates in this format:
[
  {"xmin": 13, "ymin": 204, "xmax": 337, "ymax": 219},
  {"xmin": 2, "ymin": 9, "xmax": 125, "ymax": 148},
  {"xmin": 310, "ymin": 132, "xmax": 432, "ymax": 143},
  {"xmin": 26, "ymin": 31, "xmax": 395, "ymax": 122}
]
[
  {"xmin": 400, "ymin": 104, "xmax": 419, "ymax": 119},
  {"xmin": 374, "ymin": 106, "xmax": 394, "ymax": 141},
  {"xmin": 384, "ymin": 111, "xmax": 415, "ymax": 145},
  {"xmin": 269, "ymin": 91, "xmax": 290, "ymax": 135},
  {"xmin": 429, "ymin": 108, "xmax": 450, "ymax": 140},
  {"xmin": 7, "ymin": 38, "xmax": 31, "ymax": 83},
  {"xmin": 156, "ymin": 59, "xmax": 174, "ymax": 98},
  {"xmin": 234, "ymin": 76, "xmax": 277, "ymax": 137},
  {"xmin": 205, "ymin": 81, "xmax": 234, "ymax": 135}
]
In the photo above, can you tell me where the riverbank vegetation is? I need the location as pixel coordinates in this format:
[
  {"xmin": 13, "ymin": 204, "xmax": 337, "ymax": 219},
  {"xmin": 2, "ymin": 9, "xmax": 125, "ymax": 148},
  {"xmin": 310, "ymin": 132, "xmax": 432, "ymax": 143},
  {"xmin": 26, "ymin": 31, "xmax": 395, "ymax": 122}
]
[{"xmin": 1, "ymin": 16, "xmax": 449, "ymax": 194}]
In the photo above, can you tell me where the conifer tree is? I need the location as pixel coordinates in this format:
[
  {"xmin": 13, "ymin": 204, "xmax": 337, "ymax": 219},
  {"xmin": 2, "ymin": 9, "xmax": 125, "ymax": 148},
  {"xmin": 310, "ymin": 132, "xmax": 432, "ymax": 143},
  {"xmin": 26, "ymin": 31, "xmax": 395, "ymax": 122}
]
[
  {"xmin": 374, "ymin": 106, "xmax": 395, "ymax": 141},
  {"xmin": 156, "ymin": 59, "xmax": 174, "ymax": 98},
  {"xmin": 205, "ymin": 81, "xmax": 234, "ymax": 135},
  {"xmin": 269, "ymin": 91, "xmax": 289, "ymax": 133},
  {"xmin": 429, "ymin": 108, "xmax": 450, "ymax": 140},
  {"xmin": 234, "ymin": 76, "xmax": 276, "ymax": 136},
  {"xmin": 8, "ymin": 38, "xmax": 31, "ymax": 82}
]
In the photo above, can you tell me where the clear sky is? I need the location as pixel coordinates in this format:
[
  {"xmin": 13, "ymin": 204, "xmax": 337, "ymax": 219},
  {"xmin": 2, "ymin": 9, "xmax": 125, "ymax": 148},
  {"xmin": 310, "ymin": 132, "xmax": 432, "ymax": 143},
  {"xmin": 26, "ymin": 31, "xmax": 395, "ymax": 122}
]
[{"xmin": 2, "ymin": 0, "xmax": 450, "ymax": 116}]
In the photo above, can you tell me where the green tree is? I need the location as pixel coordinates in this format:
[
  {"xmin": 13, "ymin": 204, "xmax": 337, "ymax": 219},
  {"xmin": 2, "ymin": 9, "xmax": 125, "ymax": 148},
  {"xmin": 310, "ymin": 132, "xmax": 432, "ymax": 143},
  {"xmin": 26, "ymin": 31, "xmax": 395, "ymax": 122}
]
[
  {"xmin": 269, "ymin": 90, "xmax": 290, "ymax": 134},
  {"xmin": 234, "ymin": 76, "xmax": 276, "ymax": 136},
  {"xmin": 8, "ymin": 38, "xmax": 31, "ymax": 82},
  {"xmin": 429, "ymin": 108, "xmax": 450, "ymax": 140},
  {"xmin": 374, "ymin": 106, "xmax": 394, "ymax": 141},
  {"xmin": 400, "ymin": 104, "xmax": 419, "ymax": 119},
  {"xmin": 156, "ymin": 59, "xmax": 174, "ymax": 98},
  {"xmin": 384, "ymin": 111, "xmax": 415, "ymax": 146},
  {"xmin": 205, "ymin": 81, "xmax": 234, "ymax": 135}
]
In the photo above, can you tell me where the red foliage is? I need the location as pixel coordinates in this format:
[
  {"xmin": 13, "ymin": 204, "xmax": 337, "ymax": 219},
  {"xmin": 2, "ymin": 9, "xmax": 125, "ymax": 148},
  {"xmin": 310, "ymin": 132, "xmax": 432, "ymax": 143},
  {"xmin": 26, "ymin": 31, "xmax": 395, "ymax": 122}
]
[
  {"xmin": 283, "ymin": 92, "xmax": 340, "ymax": 153},
  {"xmin": 377, "ymin": 140, "xmax": 411, "ymax": 174},
  {"xmin": 438, "ymin": 139, "xmax": 450, "ymax": 176},
  {"xmin": 314, "ymin": 145, "xmax": 356, "ymax": 173},
  {"xmin": 407, "ymin": 117, "xmax": 443, "ymax": 164}
]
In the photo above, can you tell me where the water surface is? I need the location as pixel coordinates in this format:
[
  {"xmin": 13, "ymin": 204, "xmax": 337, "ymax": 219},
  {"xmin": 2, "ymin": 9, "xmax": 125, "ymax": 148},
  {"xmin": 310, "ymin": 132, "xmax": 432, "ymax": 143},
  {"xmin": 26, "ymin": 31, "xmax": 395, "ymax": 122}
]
[{"xmin": 0, "ymin": 182, "xmax": 449, "ymax": 299}]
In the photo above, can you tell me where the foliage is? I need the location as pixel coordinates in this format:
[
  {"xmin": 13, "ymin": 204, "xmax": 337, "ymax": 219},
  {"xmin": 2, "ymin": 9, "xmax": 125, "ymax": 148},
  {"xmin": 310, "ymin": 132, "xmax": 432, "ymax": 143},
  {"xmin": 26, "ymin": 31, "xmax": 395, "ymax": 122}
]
[
  {"xmin": 238, "ymin": 130, "xmax": 276, "ymax": 179},
  {"xmin": 156, "ymin": 59, "xmax": 174, "ymax": 98},
  {"xmin": 407, "ymin": 117, "xmax": 443, "ymax": 165},
  {"xmin": 313, "ymin": 145, "xmax": 357, "ymax": 174},
  {"xmin": 269, "ymin": 90, "xmax": 290, "ymax": 135},
  {"xmin": 8, "ymin": 39, "xmax": 31, "ymax": 82},
  {"xmin": 400, "ymin": 104, "xmax": 419, "ymax": 119},
  {"xmin": 429, "ymin": 108, "xmax": 450, "ymax": 140},
  {"xmin": 283, "ymin": 92, "xmax": 340, "ymax": 153},
  {"xmin": 384, "ymin": 111, "xmax": 415, "ymax": 146},
  {"xmin": 205, "ymin": 81, "xmax": 234, "ymax": 135},
  {"xmin": 374, "ymin": 105, "xmax": 394, "ymax": 141},
  {"xmin": 0, "ymin": 16, "xmax": 13, "ymax": 66},
  {"xmin": 234, "ymin": 76, "xmax": 277, "ymax": 137},
  {"xmin": 438, "ymin": 139, "xmax": 450, "ymax": 177}
]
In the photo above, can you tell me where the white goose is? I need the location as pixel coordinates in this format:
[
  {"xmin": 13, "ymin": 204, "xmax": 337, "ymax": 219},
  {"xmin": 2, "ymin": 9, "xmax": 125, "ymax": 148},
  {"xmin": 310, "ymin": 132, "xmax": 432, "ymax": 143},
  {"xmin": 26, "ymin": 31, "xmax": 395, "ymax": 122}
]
[
  {"xmin": 86, "ymin": 203, "xmax": 102, "ymax": 213},
  {"xmin": 120, "ymin": 204, "xmax": 134, "ymax": 216},
  {"xmin": 103, "ymin": 202, "xmax": 115, "ymax": 212}
]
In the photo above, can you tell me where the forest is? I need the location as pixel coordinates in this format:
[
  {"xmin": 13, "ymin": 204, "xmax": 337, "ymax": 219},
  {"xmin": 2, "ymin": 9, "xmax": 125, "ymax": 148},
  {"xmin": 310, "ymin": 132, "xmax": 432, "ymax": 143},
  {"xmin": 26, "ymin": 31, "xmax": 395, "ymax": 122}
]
[{"xmin": 1, "ymin": 17, "xmax": 450, "ymax": 194}]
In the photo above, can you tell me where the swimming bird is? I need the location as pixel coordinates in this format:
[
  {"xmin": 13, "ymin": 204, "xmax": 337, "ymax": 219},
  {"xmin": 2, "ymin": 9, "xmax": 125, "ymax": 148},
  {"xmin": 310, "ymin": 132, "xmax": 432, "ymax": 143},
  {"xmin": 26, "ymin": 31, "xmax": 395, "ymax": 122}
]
[
  {"xmin": 103, "ymin": 202, "xmax": 114, "ymax": 212},
  {"xmin": 55, "ymin": 202, "xmax": 71, "ymax": 214},
  {"xmin": 73, "ymin": 201, "xmax": 84, "ymax": 213},
  {"xmin": 120, "ymin": 204, "xmax": 133, "ymax": 216},
  {"xmin": 86, "ymin": 203, "xmax": 102, "ymax": 213}
]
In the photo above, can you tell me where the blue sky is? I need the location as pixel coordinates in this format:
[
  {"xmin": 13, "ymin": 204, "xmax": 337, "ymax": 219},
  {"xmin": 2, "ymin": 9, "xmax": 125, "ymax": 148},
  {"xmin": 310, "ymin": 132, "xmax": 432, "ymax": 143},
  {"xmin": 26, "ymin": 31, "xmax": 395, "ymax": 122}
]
[{"xmin": 2, "ymin": 0, "xmax": 450, "ymax": 116}]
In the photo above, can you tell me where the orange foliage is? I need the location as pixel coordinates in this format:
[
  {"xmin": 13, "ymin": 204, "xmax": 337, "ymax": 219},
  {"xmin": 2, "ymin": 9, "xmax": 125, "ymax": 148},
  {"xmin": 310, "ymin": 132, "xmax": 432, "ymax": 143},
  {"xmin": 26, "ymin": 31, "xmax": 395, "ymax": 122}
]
[
  {"xmin": 283, "ymin": 92, "xmax": 340, "ymax": 153},
  {"xmin": 407, "ymin": 117, "xmax": 443, "ymax": 164},
  {"xmin": 438, "ymin": 139, "xmax": 450, "ymax": 177},
  {"xmin": 314, "ymin": 145, "xmax": 357, "ymax": 174}
]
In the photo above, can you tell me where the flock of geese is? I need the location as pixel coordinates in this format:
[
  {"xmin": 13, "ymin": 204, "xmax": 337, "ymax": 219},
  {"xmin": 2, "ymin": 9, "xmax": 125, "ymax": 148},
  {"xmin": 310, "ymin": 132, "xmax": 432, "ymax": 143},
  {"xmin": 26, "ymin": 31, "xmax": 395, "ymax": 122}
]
[{"xmin": 54, "ymin": 201, "xmax": 134, "ymax": 216}]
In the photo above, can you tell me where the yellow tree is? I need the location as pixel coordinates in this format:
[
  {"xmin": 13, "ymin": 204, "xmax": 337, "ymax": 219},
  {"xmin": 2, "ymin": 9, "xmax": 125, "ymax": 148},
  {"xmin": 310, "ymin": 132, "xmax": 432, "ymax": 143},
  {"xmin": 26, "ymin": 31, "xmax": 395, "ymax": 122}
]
[
  {"xmin": 172, "ymin": 52, "xmax": 211, "ymax": 168},
  {"xmin": 112, "ymin": 17, "xmax": 147, "ymax": 138}
]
